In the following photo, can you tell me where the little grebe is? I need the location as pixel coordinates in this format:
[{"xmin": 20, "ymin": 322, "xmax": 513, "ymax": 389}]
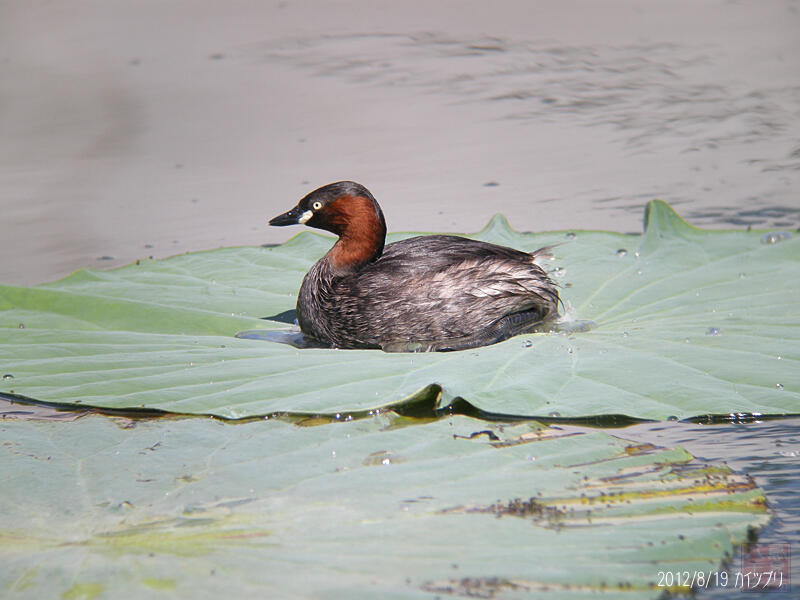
[{"xmin": 269, "ymin": 181, "xmax": 559, "ymax": 352}]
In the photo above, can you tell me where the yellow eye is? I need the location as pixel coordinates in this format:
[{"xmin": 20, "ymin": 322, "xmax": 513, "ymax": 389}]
[{"xmin": 312, "ymin": 201, "xmax": 322, "ymax": 210}]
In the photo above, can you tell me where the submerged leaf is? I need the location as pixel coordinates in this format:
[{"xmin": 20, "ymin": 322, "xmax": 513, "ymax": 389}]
[{"xmin": 0, "ymin": 200, "xmax": 797, "ymax": 419}]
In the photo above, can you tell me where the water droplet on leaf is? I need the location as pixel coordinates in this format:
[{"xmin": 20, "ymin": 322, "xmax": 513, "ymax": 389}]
[{"xmin": 761, "ymin": 231, "xmax": 792, "ymax": 244}]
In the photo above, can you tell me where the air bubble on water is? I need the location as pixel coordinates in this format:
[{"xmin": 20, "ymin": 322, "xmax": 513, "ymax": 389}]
[
  {"xmin": 565, "ymin": 232, "xmax": 576, "ymax": 240},
  {"xmin": 616, "ymin": 249, "xmax": 627, "ymax": 257},
  {"xmin": 667, "ymin": 416, "xmax": 679, "ymax": 422},
  {"xmin": 633, "ymin": 251, "xmax": 640, "ymax": 258},
  {"xmin": 331, "ymin": 451, "xmax": 337, "ymax": 459},
  {"xmin": 2, "ymin": 374, "xmax": 13, "ymax": 380},
  {"xmin": 761, "ymin": 231, "xmax": 792, "ymax": 244},
  {"xmin": 522, "ymin": 340, "xmax": 533, "ymax": 348},
  {"xmin": 636, "ymin": 270, "xmax": 642, "ymax": 275},
  {"xmin": 553, "ymin": 266, "xmax": 566, "ymax": 278},
  {"xmin": 739, "ymin": 273, "xmax": 746, "ymax": 279},
  {"xmin": 548, "ymin": 412, "xmax": 561, "ymax": 418},
  {"xmin": 622, "ymin": 331, "xmax": 629, "ymax": 338},
  {"xmin": 685, "ymin": 338, "xmax": 690, "ymax": 343},
  {"xmin": 706, "ymin": 327, "xmax": 721, "ymax": 336},
  {"xmin": 776, "ymin": 383, "xmax": 784, "ymax": 390}
]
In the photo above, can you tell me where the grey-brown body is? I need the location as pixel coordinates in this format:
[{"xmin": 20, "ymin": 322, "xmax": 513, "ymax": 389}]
[
  {"xmin": 269, "ymin": 181, "xmax": 559, "ymax": 352},
  {"xmin": 297, "ymin": 235, "xmax": 558, "ymax": 351}
]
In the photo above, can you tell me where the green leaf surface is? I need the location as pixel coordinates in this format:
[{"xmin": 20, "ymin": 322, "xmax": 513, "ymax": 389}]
[
  {"xmin": 0, "ymin": 201, "xmax": 797, "ymax": 419},
  {"xmin": 0, "ymin": 414, "xmax": 768, "ymax": 599}
]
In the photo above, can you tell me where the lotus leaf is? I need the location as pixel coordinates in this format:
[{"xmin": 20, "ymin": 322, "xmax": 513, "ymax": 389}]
[
  {"xmin": 0, "ymin": 414, "xmax": 768, "ymax": 598},
  {"xmin": 0, "ymin": 201, "xmax": 797, "ymax": 420}
]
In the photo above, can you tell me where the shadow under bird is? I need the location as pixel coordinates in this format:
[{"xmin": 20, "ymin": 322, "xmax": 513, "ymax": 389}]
[{"xmin": 266, "ymin": 181, "xmax": 559, "ymax": 352}]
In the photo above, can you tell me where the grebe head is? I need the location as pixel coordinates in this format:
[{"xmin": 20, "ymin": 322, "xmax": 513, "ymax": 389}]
[{"xmin": 269, "ymin": 181, "xmax": 387, "ymax": 270}]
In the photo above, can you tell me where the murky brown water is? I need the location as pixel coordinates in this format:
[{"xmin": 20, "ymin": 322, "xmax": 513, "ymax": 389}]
[{"xmin": 1, "ymin": 1, "xmax": 798, "ymax": 285}]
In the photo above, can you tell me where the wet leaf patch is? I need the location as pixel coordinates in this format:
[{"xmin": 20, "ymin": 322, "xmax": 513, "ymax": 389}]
[{"xmin": 0, "ymin": 414, "xmax": 768, "ymax": 598}]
